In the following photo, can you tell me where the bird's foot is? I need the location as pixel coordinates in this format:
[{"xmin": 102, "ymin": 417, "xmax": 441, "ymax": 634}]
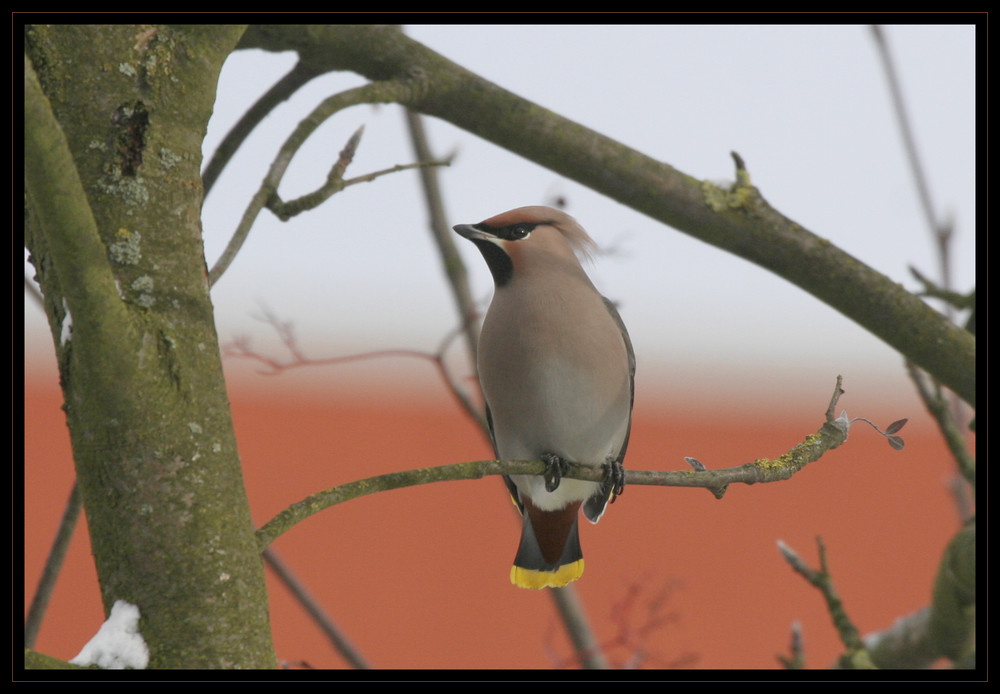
[
  {"xmin": 541, "ymin": 453, "xmax": 569, "ymax": 492},
  {"xmin": 603, "ymin": 459, "xmax": 626, "ymax": 500}
]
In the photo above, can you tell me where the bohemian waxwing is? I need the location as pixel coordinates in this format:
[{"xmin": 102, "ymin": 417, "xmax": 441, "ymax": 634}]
[{"xmin": 454, "ymin": 206, "xmax": 635, "ymax": 589}]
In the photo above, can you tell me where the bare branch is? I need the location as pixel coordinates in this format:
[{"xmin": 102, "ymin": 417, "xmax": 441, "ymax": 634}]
[
  {"xmin": 202, "ymin": 60, "xmax": 322, "ymax": 195},
  {"xmin": 548, "ymin": 583, "xmax": 609, "ymax": 669},
  {"xmin": 909, "ymin": 267, "xmax": 975, "ymax": 314},
  {"xmin": 265, "ymin": 125, "xmax": 451, "ymax": 221},
  {"xmin": 776, "ymin": 620, "xmax": 806, "ymax": 669},
  {"xmin": 222, "ymin": 307, "xmax": 487, "ymax": 430},
  {"xmin": 262, "ymin": 548, "xmax": 371, "ymax": 669},
  {"xmin": 871, "ymin": 25, "xmax": 956, "ymax": 297},
  {"xmin": 208, "ymin": 78, "xmax": 426, "ymax": 287},
  {"xmin": 24, "ymin": 483, "xmax": 83, "ymax": 648},
  {"xmin": 238, "ymin": 25, "xmax": 975, "ymax": 406},
  {"xmin": 255, "ymin": 376, "xmax": 900, "ymax": 548},
  {"xmin": 776, "ymin": 537, "xmax": 876, "ymax": 669},
  {"xmin": 905, "ymin": 361, "xmax": 976, "ymax": 492},
  {"xmin": 403, "ymin": 108, "xmax": 481, "ymax": 369},
  {"xmin": 545, "ymin": 579, "xmax": 696, "ymax": 670}
]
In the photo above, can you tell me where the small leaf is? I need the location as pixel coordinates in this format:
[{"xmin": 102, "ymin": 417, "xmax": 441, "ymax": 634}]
[
  {"xmin": 684, "ymin": 456, "xmax": 707, "ymax": 472},
  {"xmin": 885, "ymin": 418, "xmax": 908, "ymax": 435},
  {"xmin": 888, "ymin": 435, "xmax": 905, "ymax": 451},
  {"xmin": 835, "ymin": 410, "xmax": 851, "ymax": 432}
]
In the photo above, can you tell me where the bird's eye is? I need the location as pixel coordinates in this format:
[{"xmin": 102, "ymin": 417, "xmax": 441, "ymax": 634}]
[{"xmin": 509, "ymin": 224, "xmax": 532, "ymax": 239}]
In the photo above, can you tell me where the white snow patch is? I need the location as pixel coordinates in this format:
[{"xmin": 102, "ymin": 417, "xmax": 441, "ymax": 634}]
[
  {"xmin": 60, "ymin": 299, "xmax": 72, "ymax": 346},
  {"xmin": 70, "ymin": 600, "xmax": 149, "ymax": 670}
]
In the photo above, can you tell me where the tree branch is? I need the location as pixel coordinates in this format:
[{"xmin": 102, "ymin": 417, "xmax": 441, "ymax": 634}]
[
  {"xmin": 402, "ymin": 108, "xmax": 481, "ymax": 369},
  {"xmin": 905, "ymin": 361, "xmax": 975, "ymax": 490},
  {"xmin": 223, "ymin": 304, "xmax": 487, "ymax": 430},
  {"xmin": 777, "ymin": 537, "xmax": 876, "ymax": 669},
  {"xmin": 265, "ymin": 125, "xmax": 451, "ymax": 221},
  {"xmin": 24, "ymin": 483, "xmax": 83, "ymax": 648},
  {"xmin": 238, "ymin": 25, "xmax": 974, "ymax": 407},
  {"xmin": 262, "ymin": 548, "xmax": 371, "ymax": 669},
  {"xmin": 202, "ymin": 60, "xmax": 322, "ymax": 195},
  {"xmin": 208, "ymin": 77, "xmax": 427, "ymax": 286},
  {"xmin": 255, "ymin": 376, "xmax": 895, "ymax": 549},
  {"xmin": 861, "ymin": 606, "xmax": 939, "ymax": 669},
  {"xmin": 871, "ymin": 25, "xmax": 954, "ymax": 293}
]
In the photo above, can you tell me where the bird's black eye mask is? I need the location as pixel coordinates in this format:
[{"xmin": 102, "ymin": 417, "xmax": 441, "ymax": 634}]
[
  {"xmin": 477, "ymin": 222, "xmax": 538, "ymax": 241},
  {"xmin": 467, "ymin": 221, "xmax": 550, "ymax": 287}
]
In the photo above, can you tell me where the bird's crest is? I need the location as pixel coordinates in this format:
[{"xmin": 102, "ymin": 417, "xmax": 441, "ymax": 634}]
[{"xmin": 480, "ymin": 206, "xmax": 598, "ymax": 262}]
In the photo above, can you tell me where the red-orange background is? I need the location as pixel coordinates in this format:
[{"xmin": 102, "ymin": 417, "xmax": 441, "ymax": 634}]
[{"xmin": 24, "ymin": 359, "xmax": 966, "ymax": 670}]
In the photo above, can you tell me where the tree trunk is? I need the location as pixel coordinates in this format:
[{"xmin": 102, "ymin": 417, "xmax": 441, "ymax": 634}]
[{"xmin": 24, "ymin": 24, "xmax": 276, "ymax": 669}]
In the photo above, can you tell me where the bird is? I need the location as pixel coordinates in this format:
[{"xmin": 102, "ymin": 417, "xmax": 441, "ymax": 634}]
[{"xmin": 454, "ymin": 206, "xmax": 635, "ymax": 589}]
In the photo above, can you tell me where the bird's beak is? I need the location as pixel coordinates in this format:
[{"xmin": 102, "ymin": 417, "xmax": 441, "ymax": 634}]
[{"xmin": 453, "ymin": 224, "xmax": 496, "ymax": 243}]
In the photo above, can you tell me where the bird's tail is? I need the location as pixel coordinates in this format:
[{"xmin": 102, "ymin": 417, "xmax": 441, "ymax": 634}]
[{"xmin": 510, "ymin": 500, "xmax": 584, "ymax": 589}]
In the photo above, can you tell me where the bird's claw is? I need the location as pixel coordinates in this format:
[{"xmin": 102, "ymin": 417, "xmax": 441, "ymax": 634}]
[
  {"xmin": 542, "ymin": 453, "xmax": 568, "ymax": 492},
  {"xmin": 604, "ymin": 459, "xmax": 626, "ymax": 500}
]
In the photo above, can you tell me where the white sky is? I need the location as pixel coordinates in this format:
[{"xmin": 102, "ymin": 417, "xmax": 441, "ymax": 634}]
[{"xmin": 25, "ymin": 24, "xmax": 976, "ymax": 408}]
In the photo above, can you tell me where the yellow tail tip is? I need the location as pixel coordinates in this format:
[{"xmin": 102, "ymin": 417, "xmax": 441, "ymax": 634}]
[{"xmin": 510, "ymin": 560, "xmax": 584, "ymax": 589}]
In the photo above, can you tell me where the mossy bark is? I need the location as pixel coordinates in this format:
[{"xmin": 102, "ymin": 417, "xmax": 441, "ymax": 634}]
[{"xmin": 25, "ymin": 24, "xmax": 276, "ymax": 669}]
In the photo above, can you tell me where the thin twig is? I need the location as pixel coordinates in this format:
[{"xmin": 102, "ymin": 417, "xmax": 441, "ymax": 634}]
[
  {"xmin": 403, "ymin": 109, "xmax": 480, "ymax": 368},
  {"xmin": 871, "ymin": 25, "xmax": 952, "ymax": 292},
  {"xmin": 550, "ymin": 585, "xmax": 609, "ymax": 669},
  {"xmin": 222, "ymin": 306, "xmax": 486, "ymax": 431},
  {"xmin": 874, "ymin": 29, "xmax": 975, "ymax": 586},
  {"xmin": 263, "ymin": 548, "xmax": 371, "ymax": 669},
  {"xmin": 905, "ymin": 361, "xmax": 975, "ymax": 493},
  {"xmin": 208, "ymin": 78, "xmax": 421, "ymax": 287},
  {"xmin": 202, "ymin": 61, "xmax": 322, "ymax": 195},
  {"xmin": 544, "ymin": 579, "xmax": 695, "ymax": 670},
  {"xmin": 776, "ymin": 537, "xmax": 876, "ymax": 669},
  {"xmin": 24, "ymin": 482, "xmax": 83, "ymax": 647},
  {"xmin": 266, "ymin": 125, "xmax": 451, "ymax": 221},
  {"xmin": 908, "ymin": 267, "xmax": 975, "ymax": 313},
  {"xmin": 777, "ymin": 621, "xmax": 806, "ymax": 669}
]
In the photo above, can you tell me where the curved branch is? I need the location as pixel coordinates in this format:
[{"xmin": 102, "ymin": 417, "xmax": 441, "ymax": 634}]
[
  {"xmin": 202, "ymin": 60, "xmax": 322, "ymax": 195},
  {"xmin": 208, "ymin": 77, "xmax": 426, "ymax": 286},
  {"xmin": 239, "ymin": 25, "xmax": 975, "ymax": 407},
  {"xmin": 265, "ymin": 125, "xmax": 451, "ymax": 221},
  {"xmin": 255, "ymin": 377, "xmax": 867, "ymax": 549}
]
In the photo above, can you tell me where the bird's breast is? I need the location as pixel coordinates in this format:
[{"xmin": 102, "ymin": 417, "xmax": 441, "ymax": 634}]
[{"xmin": 478, "ymin": 283, "xmax": 631, "ymax": 467}]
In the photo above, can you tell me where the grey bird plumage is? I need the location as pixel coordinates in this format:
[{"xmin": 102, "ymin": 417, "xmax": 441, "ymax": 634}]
[{"xmin": 454, "ymin": 206, "xmax": 635, "ymax": 589}]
